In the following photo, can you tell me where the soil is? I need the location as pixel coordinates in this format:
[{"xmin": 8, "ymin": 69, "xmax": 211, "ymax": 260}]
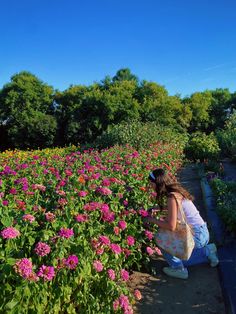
[{"xmin": 128, "ymin": 164, "xmax": 226, "ymax": 314}]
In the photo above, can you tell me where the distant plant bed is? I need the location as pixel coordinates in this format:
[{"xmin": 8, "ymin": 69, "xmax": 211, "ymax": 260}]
[
  {"xmin": 209, "ymin": 178, "xmax": 236, "ymax": 233},
  {"xmin": 92, "ymin": 120, "xmax": 189, "ymax": 151}
]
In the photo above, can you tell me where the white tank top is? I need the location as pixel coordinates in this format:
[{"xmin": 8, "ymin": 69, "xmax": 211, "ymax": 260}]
[{"xmin": 171, "ymin": 193, "xmax": 205, "ymax": 227}]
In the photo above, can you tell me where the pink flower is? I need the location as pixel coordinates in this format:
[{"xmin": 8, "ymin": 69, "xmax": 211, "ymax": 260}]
[
  {"xmin": 114, "ymin": 227, "xmax": 120, "ymax": 235},
  {"xmin": 145, "ymin": 230, "xmax": 153, "ymax": 240},
  {"xmin": 102, "ymin": 178, "xmax": 111, "ymax": 186},
  {"xmin": 58, "ymin": 228, "xmax": 74, "ymax": 238},
  {"xmin": 9, "ymin": 188, "xmax": 17, "ymax": 195},
  {"xmin": 98, "ymin": 235, "xmax": 110, "ymax": 246},
  {"xmin": 146, "ymin": 247, "xmax": 154, "ymax": 255},
  {"xmin": 138, "ymin": 209, "xmax": 149, "ymax": 217},
  {"xmin": 45, "ymin": 212, "xmax": 56, "ymax": 222},
  {"xmin": 118, "ymin": 220, "xmax": 127, "ymax": 230},
  {"xmin": 65, "ymin": 255, "xmax": 79, "ymax": 269},
  {"xmin": 110, "ymin": 243, "xmax": 122, "ymax": 255},
  {"xmin": 96, "ymin": 247, "xmax": 104, "ymax": 255},
  {"xmin": 93, "ymin": 260, "xmax": 103, "ymax": 272},
  {"xmin": 120, "ymin": 269, "xmax": 129, "ymax": 281},
  {"xmin": 75, "ymin": 214, "xmax": 88, "ymax": 222},
  {"xmin": 107, "ymin": 269, "xmax": 116, "ymax": 281},
  {"xmin": 2, "ymin": 200, "xmax": 8, "ymax": 206},
  {"xmin": 14, "ymin": 258, "xmax": 33, "ymax": 279},
  {"xmin": 34, "ymin": 242, "xmax": 51, "ymax": 257},
  {"xmin": 78, "ymin": 191, "xmax": 88, "ymax": 197},
  {"xmin": 119, "ymin": 294, "xmax": 130, "ymax": 310},
  {"xmin": 22, "ymin": 214, "xmax": 35, "ymax": 223},
  {"xmin": 126, "ymin": 236, "xmax": 135, "ymax": 246},
  {"xmin": 123, "ymin": 200, "xmax": 128, "ymax": 206},
  {"xmin": 37, "ymin": 265, "xmax": 55, "ymax": 281},
  {"xmin": 96, "ymin": 187, "xmax": 112, "ymax": 195},
  {"xmin": 113, "ymin": 299, "xmax": 120, "ymax": 311},
  {"xmin": 1, "ymin": 227, "xmax": 20, "ymax": 239},
  {"xmin": 134, "ymin": 289, "xmax": 142, "ymax": 300}
]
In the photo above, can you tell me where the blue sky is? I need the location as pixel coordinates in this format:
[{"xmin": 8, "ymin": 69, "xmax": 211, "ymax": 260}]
[{"xmin": 1, "ymin": 0, "xmax": 236, "ymax": 97}]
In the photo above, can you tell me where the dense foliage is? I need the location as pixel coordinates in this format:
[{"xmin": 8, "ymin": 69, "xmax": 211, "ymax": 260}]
[
  {"xmin": 0, "ymin": 69, "xmax": 235, "ymax": 154},
  {"xmin": 210, "ymin": 178, "xmax": 236, "ymax": 233}
]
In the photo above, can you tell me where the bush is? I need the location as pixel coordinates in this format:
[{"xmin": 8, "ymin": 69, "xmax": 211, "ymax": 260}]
[
  {"xmin": 92, "ymin": 120, "xmax": 189, "ymax": 151},
  {"xmin": 216, "ymin": 110, "xmax": 236, "ymax": 159},
  {"xmin": 184, "ymin": 132, "xmax": 220, "ymax": 162},
  {"xmin": 210, "ymin": 178, "xmax": 236, "ymax": 232}
]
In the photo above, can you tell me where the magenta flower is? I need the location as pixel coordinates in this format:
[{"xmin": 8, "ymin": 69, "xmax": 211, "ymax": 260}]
[
  {"xmin": 1, "ymin": 227, "xmax": 20, "ymax": 239},
  {"xmin": 22, "ymin": 214, "xmax": 35, "ymax": 223},
  {"xmin": 145, "ymin": 230, "xmax": 153, "ymax": 240},
  {"xmin": 110, "ymin": 243, "xmax": 122, "ymax": 255},
  {"xmin": 2, "ymin": 200, "xmax": 8, "ymax": 206},
  {"xmin": 113, "ymin": 227, "xmax": 120, "ymax": 235},
  {"xmin": 65, "ymin": 255, "xmax": 79, "ymax": 269},
  {"xmin": 96, "ymin": 187, "xmax": 112, "ymax": 195},
  {"xmin": 14, "ymin": 258, "xmax": 33, "ymax": 279},
  {"xmin": 126, "ymin": 236, "xmax": 135, "ymax": 246},
  {"xmin": 146, "ymin": 247, "xmax": 154, "ymax": 255},
  {"xmin": 93, "ymin": 260, "xmax": 103, "ymax": 272},
  {"xmin": 34, "ymin": 242, "xmax": 51, "ymax": 257},
  {"xmin": 138, "ymin": 209, "xmax": 149, "ymax": 217},
  {"xmin": 78, "ymin": 190, "xmax": 88, "ymax": 197},
  {"xmin": 120, "ymin": 269, "xmax": 129, "ymax": 281},
  {"xmin": 98, "ymin": 235, "xmax": 110, "ymax": 246},
  {"xmin": 118, "ymin": 220, "xmax": 127, "ymax": 230},
  {"xmin": 58, "ymin": 228, "xmax": 74, "ymax": 238},
  {"xmin": 107, "ymin": 269, "xmax": 116, "ymax": 281},
  {"xmin": 37, "ymin": 265, "xmax": 55, "ymax": 281},
  {"xmin": 45, "ymin": 212, "xmax": 56, "ymax": 222},
  {"xmin": 75, "ymin": 214, "xmax": 88, "ymax": 222},
  {"xmin": 113, "ymin": 299, "xmax": 120, "ymax": 311}
]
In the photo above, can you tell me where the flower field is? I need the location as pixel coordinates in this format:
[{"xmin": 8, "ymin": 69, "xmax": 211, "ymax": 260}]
[{"xmin": 0, "ymin": 142, "xmax": 184, "ymax": 313}]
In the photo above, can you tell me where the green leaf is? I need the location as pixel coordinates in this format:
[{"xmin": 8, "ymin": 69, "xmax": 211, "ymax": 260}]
[
  {"xmin": 5, "ymin": 299, "xmax": 19, "ymax": 310},
  {"xmin": 1, "ymin": 216, "xmax": 13, "ymax": 227}
]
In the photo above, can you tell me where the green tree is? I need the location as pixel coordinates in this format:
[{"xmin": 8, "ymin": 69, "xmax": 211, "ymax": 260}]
[
  {"xmin": 184, "ymin": 91, "xmax": 212, "ymax": 132},
  {"xmin": 0, "ymin": 71, "xmax": 55, "ymax": 149},
  {"xmin": 112, "ymin": 68, "xmax": 139, "ymax": 83}
]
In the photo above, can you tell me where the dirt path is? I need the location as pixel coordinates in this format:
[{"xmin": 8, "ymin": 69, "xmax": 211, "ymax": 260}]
[{"xmin": 129, "ymin": 164, "xmax": 225, "ymax": 314}]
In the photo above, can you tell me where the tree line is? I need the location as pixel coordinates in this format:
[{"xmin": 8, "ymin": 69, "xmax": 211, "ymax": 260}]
[{"xmin": 0, "ymin": 68, "xmax": 235, "ymax": 150}]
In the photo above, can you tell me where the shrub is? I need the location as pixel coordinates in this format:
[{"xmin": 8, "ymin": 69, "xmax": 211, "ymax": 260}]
[
  {"xmin": 216, "ymin": 110, "xmax": 236, "ymax": 159},
  {"xmin": 93, "ymin": 120, "xmax": 188, "ymax": 151},
  {"xmin": 184, "ymin": 132, "xmax": 220, "ymax": 162}
]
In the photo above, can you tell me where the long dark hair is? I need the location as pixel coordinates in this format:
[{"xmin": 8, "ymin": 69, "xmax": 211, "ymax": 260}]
[{"xmin": 149, "ymin": 168, "xmax": 194, "ymax": 206}]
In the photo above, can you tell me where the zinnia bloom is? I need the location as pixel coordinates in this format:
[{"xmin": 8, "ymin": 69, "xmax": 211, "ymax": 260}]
[
  {"xmin": 37, "ymin": 265, "xmax": 55, "ymax": 281},
  {"xmin": 1, "ymin": 227, "xmax": 20, "ymax": 239},
  {"xmin": 65, "ymin": 255, "xmax": 79, "ymax": 269},
  {"xmin": 58, "ymin": 228, "xmax": 74, "ymax": 238},
  {"xmin": 22, "ymin": 214, "xmax": 35, "ymax": 223},
  {"xmin": 93, "ymin": 260, "xmax": 103, "ymax": 272},
  {"xmin": 107, "ymin": 269, "xmax": 116, "ymax": 281},
  {"xmin": 118, "ymin": 220, "xmax": 127, "ymax": 230},
  {"xmin": 126, "ymin": 236, "xmax": 135, "ymax": 246},
  {"xmin": 110, "ymin": 243, "xmax": 122, "ymax": 255},
  {"xmin": 120, "ymin": 269, "xmax": 129, "ymax": 281},
  {"xmin": 134, "ymin": 289, "xmax": 142, "ymax": 300},
  {"xmin": 34, "ymin": 242, "xmax": 51, "ymax": 257}
]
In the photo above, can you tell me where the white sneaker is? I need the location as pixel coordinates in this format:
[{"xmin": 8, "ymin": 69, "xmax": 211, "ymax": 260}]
[
  {"xmin": 163, "ymin": 267, "xmax": 188, "ymax": 279},
  {"xmin": 206, "ymin": 243, "xmax": 219, "ymax": 267}
]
